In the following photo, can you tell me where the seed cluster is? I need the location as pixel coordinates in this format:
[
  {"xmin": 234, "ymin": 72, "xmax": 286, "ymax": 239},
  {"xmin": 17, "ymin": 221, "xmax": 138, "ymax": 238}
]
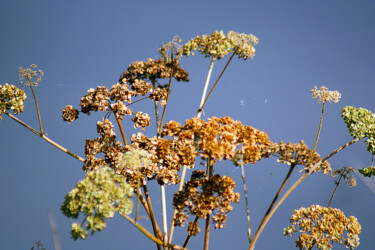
[
  {"xmin": 173, "ymin": 170, "xmax": 240, "ymax": 233},
  {"xmin": 261, "ymin": 141, "xmax": 331, "ymax": 174},
  {"xmin": 18, "ymin": 64, "xmax": 44, "ymax": 87},
  {"xmin": 284, "ymin": 205, "xmax": 361, "ymax": 249},
  {"xmin": 331, "ymin": 166, "xmax": 356, "ymax": 187}
]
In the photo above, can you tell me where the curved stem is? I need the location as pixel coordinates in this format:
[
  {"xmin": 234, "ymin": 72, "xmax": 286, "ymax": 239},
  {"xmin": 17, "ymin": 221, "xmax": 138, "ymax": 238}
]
[
  {"xmin": 29, "ymin": 85, "xmax": 44, "ymax": 134},
  {"xmin": 248, "ymin": 138, "xmax": 359, "ymax": 250},
  {"xmin": 120, "ymin": 213, "xmax": 186, "ymax": 250},
  {"xmin": 5, "ymin": 112, "xmax": 85, "ymax": 162}
]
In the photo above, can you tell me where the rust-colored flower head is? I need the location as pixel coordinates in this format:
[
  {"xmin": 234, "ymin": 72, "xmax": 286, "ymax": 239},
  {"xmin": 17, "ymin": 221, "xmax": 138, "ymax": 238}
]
[
  {"xmin": 62, "ymin": 105, "xmax": 79, "ymax": 123},
  {"xmin": 80, "ymin": 86, "xmax": 109, "ymax": 115}
]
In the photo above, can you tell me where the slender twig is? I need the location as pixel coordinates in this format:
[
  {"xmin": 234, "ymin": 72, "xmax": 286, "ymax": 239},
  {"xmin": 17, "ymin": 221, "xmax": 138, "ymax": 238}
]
[
  {"xmin": 135, "ymin": 176, "xmax": 140, "ymax": 223},
  {"xmin": 327, "ymin": 176, "xmax": 342, "ymax": 208},
  {"xmin": 240, "ymin": 158, "xmax": 252, "ymax": 244},
  {"xmin": 29, "ymin": 85, "xmax": 44, "ymax": 134},
  {"xmin": 127, "ymin": 95, "xmax": 150, "ymax": 106},
  {"xmin": 199, "ymin": 53, "xmax": 235, "ymax": 114},
  {"xmin": 119, "ymin": 213, "xmax": 186, "ymax": 250},
  {"xmin": 252, "ymin": 164, "xmax": 296, "ymax": 245},
  {"xmin": 308, "ymin": 102, "xmax": 326, "ymax": 166},
  {"xmin": 115, "ymin": 113, "xmax": 128, "ymax": 145},
  {"xmin": 48, "ymin": 209, "xmax": 62, "ymax": 250},
  {"xmin": 5, "ymin": 112, "xmax": 85, "ymax": 162},
  {"xmin": 197, "ymin": 57, "xmax": 215, "ymax": 118},
  {"xmin": 248, "ymin": 138, "xmax": 359, "ymax": 250},
  {"xmin": 142, "ymin": 186, "xmax": 163, "ymax": 241},
  {"xmin": 182, "ymin": 216, "xmax": 199, "ymax": 248}
]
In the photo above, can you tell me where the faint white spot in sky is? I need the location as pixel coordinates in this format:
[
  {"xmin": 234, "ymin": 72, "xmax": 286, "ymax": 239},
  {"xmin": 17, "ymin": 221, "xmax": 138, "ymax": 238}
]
[
  {"xmin": 240, "ymin": 99, "xmax": 246, "ymax": 110},
  {"xmin": 264, "ymin": 98, "xmax": 268, "ymax": 104}
]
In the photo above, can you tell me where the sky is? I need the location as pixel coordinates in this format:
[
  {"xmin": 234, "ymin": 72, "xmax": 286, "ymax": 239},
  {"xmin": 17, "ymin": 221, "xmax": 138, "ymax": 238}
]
[{"xmin": 1, "ymin": 0, "xmax": 375, "ymax": 249}]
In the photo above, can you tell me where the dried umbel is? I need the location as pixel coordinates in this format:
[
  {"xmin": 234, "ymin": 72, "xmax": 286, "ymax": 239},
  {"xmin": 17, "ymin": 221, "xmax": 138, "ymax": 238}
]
[
  {"xmin": 173, "ymin": 170, "xmax": 240, "ymax": 233},
  {"xmin": 80, "ymin": 86, "xmax": 109, "ymax": 115},
  {"xmin": 18, "ymin": 64, "xmax": 44, "ymax": 87},
  {"xmin": 162, "ymin": 116, "xmax": 271, "ymax": 165},
  {"xmin": 0, "ymin": 83, "xmax": 27, "ymax": 119},
  {"xmin": 261, "ymin": 141, "xmax": 331, "ymax": 174},
  {"xmin": 119, "ymin": 58, "xmax": 189, "ymax": 85},
  {"xmin": 331, "ymin": 166, "xmax": 356, "ymax": 187},
  {"xmin": 284, "ymin": 205, "xmax": 361, "ymax": 250},
  {"xmin": 132, "ymin": 111, "xmax": 150, "ymax": 131},
  {"xmin": 182, "ymin": 30, "xmax": 259, "ymax": 60},
  {"xmin": 310, "ymin": 86, "xmax": 341, "ymax": 104},
  {"xmin": 62, "ymin": 105, "xmax": 79, "ymax": 124}
]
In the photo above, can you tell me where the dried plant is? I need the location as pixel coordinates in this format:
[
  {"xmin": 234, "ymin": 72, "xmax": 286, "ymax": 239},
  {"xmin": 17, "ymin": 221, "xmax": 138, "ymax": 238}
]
[{"xmin": 1, "ymin": 31, "xmax": 373, "ymax": 250}]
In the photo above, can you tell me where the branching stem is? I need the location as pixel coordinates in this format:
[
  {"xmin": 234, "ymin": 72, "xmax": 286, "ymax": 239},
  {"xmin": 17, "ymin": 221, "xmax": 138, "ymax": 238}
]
[{"xmin": 29, "ymin": 85, "xmax": 44, "ymax": 134}]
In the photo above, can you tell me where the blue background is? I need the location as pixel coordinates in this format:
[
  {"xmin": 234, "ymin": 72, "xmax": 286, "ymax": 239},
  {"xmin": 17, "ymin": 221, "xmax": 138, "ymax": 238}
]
[{"xmin": 1, "ymin": 1, "xmax": 374, "ymax": 249}]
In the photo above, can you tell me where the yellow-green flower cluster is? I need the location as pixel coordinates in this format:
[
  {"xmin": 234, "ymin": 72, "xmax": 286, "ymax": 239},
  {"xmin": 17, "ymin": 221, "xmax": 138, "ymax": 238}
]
[
  {"xmin": 358, "ymin": 166, "xmax": 375, "ymax": 177},
  {"xmin": 310, "ymin": 86, "xmax": 341, "ymax": 104},
  {"xmin": 284, "ymin": 205, "xmax": 361, "ymax": 249},
  {"xmin": 61, "ymin": 167, "xmax": 133, "ymax": 240},
  {"xmin": 342, "ymin": 106, "xmax": 375, "ymax": 154},
  {"xmin": 182, "ymin": 30, "xmax": 259, "ymax": 60},
  {"xmin": 0, "ymin": 83, "xmax": 27, "ymax": 120},
  {"xmin": 18, "ymin": 64, "xmax": 44, "ymax": 86}
]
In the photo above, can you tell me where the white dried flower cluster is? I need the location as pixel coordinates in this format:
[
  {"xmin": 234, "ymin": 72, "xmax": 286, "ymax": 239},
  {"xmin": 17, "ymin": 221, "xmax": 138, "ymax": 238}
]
[{"xmin": 310, "ymin": 86, "xmax": 341, "ymax": 104}]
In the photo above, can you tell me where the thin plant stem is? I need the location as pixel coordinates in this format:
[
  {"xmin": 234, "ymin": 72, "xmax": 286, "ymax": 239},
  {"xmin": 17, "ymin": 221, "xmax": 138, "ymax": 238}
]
[
  {"xmin": 5, "ymin": 112, "xmax": 85, "ymax": 162},
  {"xmin": 203, "ymin": 157, "xmax": 213, "ymax": 250},
  {"xmin": 115, "ymin": 113, "xmax": 128, "ymax": 145},
  {"xmin": 135, "ymin": 176, "xmax": 140, "ymax": 223},
  {"xmin": 48, "ymin": 209, "xmax": 61, "ymax": 250},
  {"xmin": 127, "ymin": 95, "xmax": 150, "ymax": 107},
  {"xmin": 29, "ymin": 85, "xmax": 44, "ymax": 134},
  {"xmin": 197, "ymin": 57, "xmax": 215, "ymax": 118},
  {"xmin": 240, "ymin": 158, "xmax": 252, "ymax": 244},
  {"xmin": 327, "ymin": 176, "xmax": 342, "ymax": 208},
  {"xmin": 182, "ymin": 216, "xmax": 199, "ymax": 248},
  {"xmin": 119, "ymin": 213, "xmax": 186, "ymax": 250},
  {"xmin": 142, "ymin": 186, "xmax": 163, "ymax": 240},
  {"xmin": 199, "ymin": 53, "xmax": 235, "ymax": 114},
  {"xmin": 161, "ymin": 185, "xmax": 168, "ymax": 245},
  {"xmin": 253, "ymin": 163, "xmax": 296, "ymax": 245},
  {"xmin": 248, "ymin": 138, "xmax": 359, "ymax": 250},
  {"xmin": 309, "ymin": 102, "xmax": 326, "ymax": 166}
]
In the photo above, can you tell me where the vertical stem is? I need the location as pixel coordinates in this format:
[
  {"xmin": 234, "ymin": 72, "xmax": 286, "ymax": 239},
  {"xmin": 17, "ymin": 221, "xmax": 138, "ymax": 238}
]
[
  {"xmin": 161, "ymin": 185, "xmax": 168, "ymax": 246},
  {"xmin": 197, "ymin": 58, "xmax": 215, "ymax": 118},
  {"xmin": 135, "ymin": 176, "xmax": 140, "ymax": 223},
  {"xmin": 327, "ymin": 176, "xmax": 341, "ymax": 208},
  {"xmin": 240, "ymin": 158, "xmax": 252, "ymax": 244},
  {"xmin": 29, "ymin": 85, "xmax": 43, "ymax": 134},
  {"xmin": 115, "ymin": 113, "xmax": 128, "ymax": 145},
  {"xmin": 203, "ymin": 157, "xmax": 213, "ymax": 250}
]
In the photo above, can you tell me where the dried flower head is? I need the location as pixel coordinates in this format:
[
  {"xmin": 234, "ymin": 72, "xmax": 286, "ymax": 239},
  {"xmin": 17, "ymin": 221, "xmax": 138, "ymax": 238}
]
[
  {"xmin": 310, "ymin": 86, "xmax": 341, "ymax": 104},
  {"xmin": 182, "ymin": 30, "xmax": 258, "ymax": 60},
  {"xmin": 262, "ymin": 141, "xmax": 331, "ymax": 174},
  {"xmin": 80, "ymin": 86, "xmax": 109, "ymax": 115},
  {"xmin": 284, "ymin": 205, "xmax": 361, "ymax": 249},
  {"xmin": 159, "ymin": 35, "xmax": 183, "ymax": 63},
  {"xmin": 62, "ymin": 105, "xmax": 79, "ymax": 123},
  {"xmin": 173, "ymin": 170, "xmax": 240, "ymax": 233},
  {"xmin": 19, "ymin": 64, "xmax": 44, "ymax": 86},
  {"xmin": 109, "ymin": 83, "xmax": 134, "ymax": 103},
  {"xmin": 0, "ymin": 83, "xmax": 27, "ymax": 119},
  {"xmin": 331, "ymin": 166, "xmax": 356, "ymax": 187},
  {"xmin": 132, "ymin": 111, "xmax": 150, "ymax": 131}
]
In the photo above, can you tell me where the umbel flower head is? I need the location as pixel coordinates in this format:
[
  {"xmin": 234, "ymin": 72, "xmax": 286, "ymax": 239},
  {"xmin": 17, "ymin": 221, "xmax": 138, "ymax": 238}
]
[
  {"xmin": 61, "ymin": 167, "xmax": 134, "ymax": 240},
  {"xmin": 181, "ymin": 30, "xmax": 259, "ymax": 60},
  {"xmin": 310, "ymin": 86, "xmax": 341, "ymax": 104},
  {"xmin": 0, "ymin": 83, "xmax": 27, "ymax": 120},
  {"xmin": 331, "ymin": 166, "xmax": 356, "ymax": 187},
  {"xmin": 284, "ymin": 205, "xmax": 361, "ymax": 250},
  {"xmin": 18, "ymin": 64, "xmax": 44, "ymax": 87}
]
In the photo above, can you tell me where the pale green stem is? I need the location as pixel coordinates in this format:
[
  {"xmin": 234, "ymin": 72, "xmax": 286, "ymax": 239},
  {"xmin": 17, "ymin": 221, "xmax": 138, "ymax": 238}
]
[
  {"xmin": 240, "ymin": 158, "xmax": 252, "ymax": 244},
  {"xmin": 197, "ymin": 57, "xmax": 215, "ymax": 118},
  {"xmin": 5, "ymin": 112, "xmax": 85, "ymax": 162},
  {"xmin": 248, "ymin": 138, "xmax": 359, "ymax": 250}
]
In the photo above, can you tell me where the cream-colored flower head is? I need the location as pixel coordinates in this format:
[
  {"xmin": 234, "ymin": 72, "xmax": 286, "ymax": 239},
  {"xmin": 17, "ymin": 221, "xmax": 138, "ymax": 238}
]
[{"xmin": 310, "ymin": 86, "xmax": 341, "ymax": 103}]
